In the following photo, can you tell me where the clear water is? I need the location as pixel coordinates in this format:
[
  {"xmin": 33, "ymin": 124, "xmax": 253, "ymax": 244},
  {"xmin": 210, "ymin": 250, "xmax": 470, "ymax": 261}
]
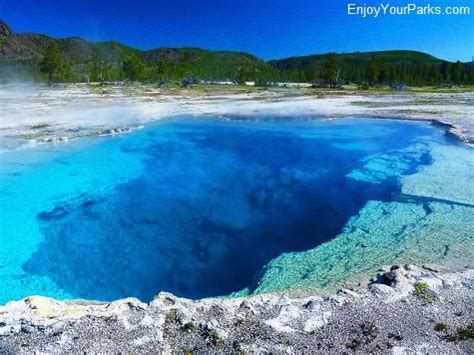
[{"xmin": 0, "ymin": 117, "xmax": 465, "ymax": 303}]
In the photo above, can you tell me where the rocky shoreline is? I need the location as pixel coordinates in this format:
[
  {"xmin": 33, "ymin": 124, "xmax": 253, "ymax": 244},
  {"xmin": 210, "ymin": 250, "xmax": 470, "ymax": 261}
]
[{"xmin": 0, "ymin": 265, "xmax": 472, "ymax": 353}]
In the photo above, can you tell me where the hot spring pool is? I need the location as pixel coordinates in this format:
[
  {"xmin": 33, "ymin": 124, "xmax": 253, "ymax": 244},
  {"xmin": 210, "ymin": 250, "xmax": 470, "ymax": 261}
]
[{"xmin": 0, "ymin": 117, "xmax": 473, "ymax": 303}]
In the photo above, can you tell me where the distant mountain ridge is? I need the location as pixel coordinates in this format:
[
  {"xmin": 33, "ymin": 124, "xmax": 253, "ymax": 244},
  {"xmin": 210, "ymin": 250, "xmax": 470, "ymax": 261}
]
[
  {"xmin": 268, "ymin": 50, "xmax": 467, "ymax": 83},
  {"xmin": 1, "ymin": 20, "xmax": 472, "ymax": 84},
  {"xmin": 269, "ymin": 50, "xmax": 444, "ymax": 71},
  {"xmin": 0, "ymin": 21, "xmax": 276, "ymax": 81},
  {"xmin": 0, "ymin": 20, "xmax": 453, "ymax": 65}
]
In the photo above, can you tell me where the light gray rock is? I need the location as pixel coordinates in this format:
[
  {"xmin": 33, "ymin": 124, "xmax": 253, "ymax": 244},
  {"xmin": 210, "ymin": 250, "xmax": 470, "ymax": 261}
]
[
  {"xmin": 369, "ymin": 283, "xmax": 396, "ymax": 298},
  {"xmin": 0, "ymin": 266, "xmax": 472, "ymax": 353}
]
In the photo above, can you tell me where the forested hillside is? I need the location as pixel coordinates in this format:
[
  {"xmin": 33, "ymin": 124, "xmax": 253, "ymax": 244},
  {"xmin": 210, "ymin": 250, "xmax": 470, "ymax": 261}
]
[
  {"xmin": 0, "ymin": 21, "xmax": 277, "ymax": 83},
  {"xmin": 269, "ymin": 51, "xmax": 474, "ymax": 85},
  {"xmin": 1, "ymin": 20, "xmax": 473, "ymax": 85}
]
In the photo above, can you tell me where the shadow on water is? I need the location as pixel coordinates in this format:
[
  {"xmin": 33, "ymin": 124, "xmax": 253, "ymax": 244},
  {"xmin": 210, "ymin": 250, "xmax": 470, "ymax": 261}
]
[{"xmin": 23, "ymin": 118, "xmax": 435, "ymax": 301}]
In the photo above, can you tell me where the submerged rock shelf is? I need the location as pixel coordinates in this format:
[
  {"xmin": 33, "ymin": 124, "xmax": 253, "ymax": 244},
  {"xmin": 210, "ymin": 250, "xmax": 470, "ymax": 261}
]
[{"xmin": 251, "ymin": 138, "xmax": 474, "ymax": 296}]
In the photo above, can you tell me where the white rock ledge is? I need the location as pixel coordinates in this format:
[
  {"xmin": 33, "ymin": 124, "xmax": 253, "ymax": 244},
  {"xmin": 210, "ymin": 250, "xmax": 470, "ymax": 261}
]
[{"xmin": 0, "ymin": 265, "xmax": 472, "ymax": 353}]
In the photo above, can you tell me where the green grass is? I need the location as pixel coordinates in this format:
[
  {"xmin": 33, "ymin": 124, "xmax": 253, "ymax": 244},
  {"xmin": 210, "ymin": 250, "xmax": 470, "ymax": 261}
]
[
  {"xmin": 457, "ymin": 326, "xmax": 474, "ymax": 340},
  {"xmin": 29, "ymin": 123, "xmax": 50, "ymax": 130},
  {"xmin": 182, "ymin": 322, "xmax": 195, "ymax": 331},
  {"xmin": 413, "ymin": 282, "xmax": 434, "ymax": 303}
]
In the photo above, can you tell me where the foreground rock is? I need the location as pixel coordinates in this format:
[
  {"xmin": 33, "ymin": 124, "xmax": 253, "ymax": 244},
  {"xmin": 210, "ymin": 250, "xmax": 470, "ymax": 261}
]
[{"xmin": 0, "ymin": 265, "xmax": 472, "ymax": 353}]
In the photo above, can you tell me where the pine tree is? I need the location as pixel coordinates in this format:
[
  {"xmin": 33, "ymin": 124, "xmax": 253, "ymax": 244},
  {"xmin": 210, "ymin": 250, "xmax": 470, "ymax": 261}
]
[
  {"xmin": 366, "ymin": 55, "xmax": 381, "ymax": 86},
  {"xmin": 155, "ymin": 61, "xmax": 168, "ymax": 82},
  {"xmin": 321, "ymin": 53, "xmax": 338, "ymax": 82},
  {"xmin": 467, "ymin": 64, "xmax": 474, "ymax": 84},
  {"xmin": 233, "ymin": 61, "xmax": 252, "ymax": 84},
  {"xmin": 122, "ymin": 55, "xmax": 145, "ymax": 81},
  {"xmin": 39, "ymin": 42, "xmax": 65, "ymax": 83},
  {"xmin": 440, "ymin": 61, "xmax": 450, "ymax": 82},
  {"xmin": 428, "ymin": 65, "xmax": 441, "ymax": 84},
  {"xmin": 310, "ymin": 63, "xmax": 319, "ymax": 81},
  {"xmin": 450, "ymin": 61, "xmax": 464, "ymax": 85},
  {"xmin": 387, "ymin": 65, "xmax": 397, "ymax": 84},
  {"xmin": 379, "ymin": 65, "xmax": 388, "ymax": 84}
]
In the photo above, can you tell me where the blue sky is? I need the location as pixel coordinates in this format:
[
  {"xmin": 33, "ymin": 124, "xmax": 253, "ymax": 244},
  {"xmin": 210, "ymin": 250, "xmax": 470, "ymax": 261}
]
[{"xmin": 1, "ymin": 0, "xmax": 473, "ymax": 61}]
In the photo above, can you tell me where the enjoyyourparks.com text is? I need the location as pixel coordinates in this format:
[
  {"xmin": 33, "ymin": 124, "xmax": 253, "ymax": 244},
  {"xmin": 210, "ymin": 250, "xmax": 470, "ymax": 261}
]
[{"xmin": 347, "ymin": 3, "xmax": 471, "ymax": 18}]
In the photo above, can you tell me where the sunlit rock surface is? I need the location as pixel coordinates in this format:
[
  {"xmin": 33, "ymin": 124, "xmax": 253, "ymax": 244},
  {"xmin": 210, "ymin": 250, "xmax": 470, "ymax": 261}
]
[{"xmin": 0, "ymin": 266, "xmax": 472, "ymax": 353}]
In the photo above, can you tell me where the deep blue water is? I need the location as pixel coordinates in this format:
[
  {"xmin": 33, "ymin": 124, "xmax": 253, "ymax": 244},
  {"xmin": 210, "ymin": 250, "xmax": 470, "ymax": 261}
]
[{"xmin": 1, "ymin": 117, "xmax": 441, "ymax": 302}]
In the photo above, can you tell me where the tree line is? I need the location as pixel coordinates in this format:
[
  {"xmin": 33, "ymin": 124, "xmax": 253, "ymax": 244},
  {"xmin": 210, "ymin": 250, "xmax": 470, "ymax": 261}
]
[
  {"xmin": 3, "ymin": 43, "xmax": 473, "ymax": 86},
  {"xmin": 280, "ymin": 53, "xmax": 474, "ymax": 86},
  {"xmin": 30, "ymin": 43, "xmax": 278, "ymax": 85}
]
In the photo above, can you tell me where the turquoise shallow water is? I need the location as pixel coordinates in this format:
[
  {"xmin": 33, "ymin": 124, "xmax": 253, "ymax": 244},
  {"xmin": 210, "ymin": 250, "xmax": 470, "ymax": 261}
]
[{"xmin": 0, "ymin": 117, "xmax": 472, "ymax": 304}]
